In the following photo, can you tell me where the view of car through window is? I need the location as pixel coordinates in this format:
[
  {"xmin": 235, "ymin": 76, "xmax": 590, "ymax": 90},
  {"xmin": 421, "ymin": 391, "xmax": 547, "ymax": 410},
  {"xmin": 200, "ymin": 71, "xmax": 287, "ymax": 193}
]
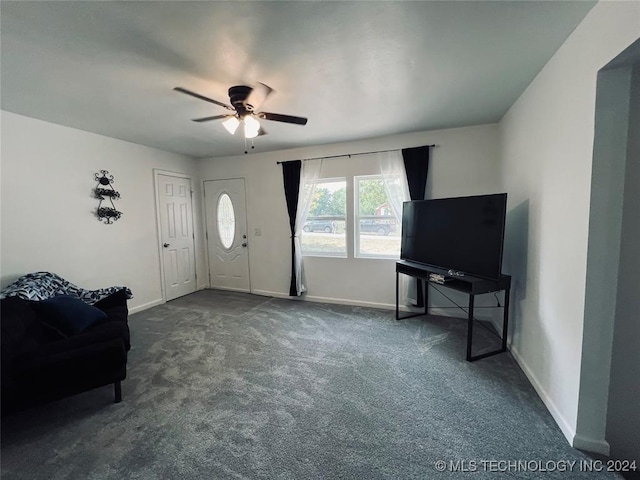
[
  {"xmin": 302, "ymin": 219, "xmax": 337, "ymax": 234},
  {"xmin": 301, "ymin": 179, "xmax": 347, "ymax": 256},
  {"xmin": 358, "ymin": 219, "xmax": 396, "ymax": 236},
  {"xmin": 301, "ymin": 175, "xmax": 403, "ymax": 258},
  {"xmin": 356, "ymin": 176, "xmax": 401, "ymax": 257}
]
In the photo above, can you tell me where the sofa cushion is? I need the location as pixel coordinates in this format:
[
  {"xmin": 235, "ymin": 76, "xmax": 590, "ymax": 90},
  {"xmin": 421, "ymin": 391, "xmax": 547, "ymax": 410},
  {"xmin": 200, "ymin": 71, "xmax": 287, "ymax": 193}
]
[{"xmin": 33, "ymin": 295, "xmax": 107, "ymax": 336}]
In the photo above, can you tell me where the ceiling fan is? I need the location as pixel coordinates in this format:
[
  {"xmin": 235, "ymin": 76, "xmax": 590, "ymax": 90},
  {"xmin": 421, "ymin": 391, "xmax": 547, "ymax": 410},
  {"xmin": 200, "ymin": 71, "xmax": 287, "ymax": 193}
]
[{"xmin": 174, "ymin": 83, "xmax": 308, "ymax": 149}]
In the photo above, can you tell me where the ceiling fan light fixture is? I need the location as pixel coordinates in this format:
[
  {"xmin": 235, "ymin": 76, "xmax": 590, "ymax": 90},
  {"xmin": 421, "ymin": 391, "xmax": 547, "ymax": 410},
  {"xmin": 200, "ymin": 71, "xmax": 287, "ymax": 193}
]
[
  {"xmin": 222, "ymin": 116, "xmax": 240, "ymax": 134},
  {"xmin": 174, "ymin": 84, "xmax": 308, "ymax": 152},
  {"xmin": 243, "ymin": 115, "xmax": 261, "ymax": 139}
]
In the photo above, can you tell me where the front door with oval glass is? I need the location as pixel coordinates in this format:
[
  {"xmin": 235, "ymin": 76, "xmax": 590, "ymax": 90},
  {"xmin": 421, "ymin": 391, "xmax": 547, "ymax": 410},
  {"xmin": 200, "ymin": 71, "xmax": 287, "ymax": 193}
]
[{"xmin": 204, "ymin": 179, "xmax": 250, "ymax": 292}]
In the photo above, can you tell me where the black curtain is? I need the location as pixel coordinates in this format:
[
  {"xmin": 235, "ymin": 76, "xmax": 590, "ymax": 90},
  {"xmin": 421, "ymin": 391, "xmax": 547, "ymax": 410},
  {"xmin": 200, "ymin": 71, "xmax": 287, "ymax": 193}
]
[
  {"xmin": 402, "ymin": 145, "xmax": 431, "ymax": 307},
  {"xmin": 281, "ymin": 160, "xmax": 302, "ymax": 296}
]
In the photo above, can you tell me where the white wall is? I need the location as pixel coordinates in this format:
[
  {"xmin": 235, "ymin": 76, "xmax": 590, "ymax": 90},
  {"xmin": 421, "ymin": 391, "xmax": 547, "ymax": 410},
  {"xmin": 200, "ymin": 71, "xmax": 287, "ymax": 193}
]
[
  {"xmin": 197, "ymin": 123, "xmax": 501, "ymax": 310},
  {"xmin": 0, "ymin": 111, "xmax": 207, "ymax": 312},
  {"xmin": 498, "ymin": 1, "xmax": 639, "ymax": 450}
]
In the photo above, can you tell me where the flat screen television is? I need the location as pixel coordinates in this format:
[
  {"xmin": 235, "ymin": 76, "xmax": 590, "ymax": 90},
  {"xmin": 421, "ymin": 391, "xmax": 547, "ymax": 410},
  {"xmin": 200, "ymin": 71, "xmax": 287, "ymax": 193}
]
[{"xmin": 400, "ymin": 193, "xmax": 507, "ymax": 281}]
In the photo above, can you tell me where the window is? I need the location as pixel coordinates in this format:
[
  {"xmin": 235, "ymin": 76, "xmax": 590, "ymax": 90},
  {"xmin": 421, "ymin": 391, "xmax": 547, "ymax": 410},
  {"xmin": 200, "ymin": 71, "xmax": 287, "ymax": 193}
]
[
  {"xmin": 301, "ymin": 179, "xmax": 347, "ymax": 256},
  {"xmin": 355, "ymin": 175, "xmax": 402, "ymax": 258},
  {"xmin": 217, "ymin": 193, "xmax": 235, "ymax": 249},
  {"xmin": 298, "ymin": 152, "xmax": 407, "ymax": 260}
]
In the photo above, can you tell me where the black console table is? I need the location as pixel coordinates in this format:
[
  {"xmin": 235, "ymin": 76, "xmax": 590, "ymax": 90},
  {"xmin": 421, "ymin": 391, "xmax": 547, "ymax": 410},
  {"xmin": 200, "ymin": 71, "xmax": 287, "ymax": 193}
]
[{"xmin": 396, "ymin": 260, "xmax": 511, "ymax": 361}]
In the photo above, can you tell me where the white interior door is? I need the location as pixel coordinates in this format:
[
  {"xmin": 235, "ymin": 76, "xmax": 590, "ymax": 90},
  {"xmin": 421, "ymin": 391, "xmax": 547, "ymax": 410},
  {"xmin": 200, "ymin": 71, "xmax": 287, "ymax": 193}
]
[
  {"xmin": 204, "ymin": 179, "xmax": 250, "ymax": 292},
  {"xmin": 157, "ymin": 173, "xmax": 196, "ymax": 301}
]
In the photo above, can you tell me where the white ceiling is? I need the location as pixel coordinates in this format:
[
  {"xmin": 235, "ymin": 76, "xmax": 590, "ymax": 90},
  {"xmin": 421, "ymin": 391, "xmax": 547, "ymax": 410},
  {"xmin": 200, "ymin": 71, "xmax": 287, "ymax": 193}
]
[{"xmin": 0, "ymin": 1, "xmax": 595, "ymax": 159}]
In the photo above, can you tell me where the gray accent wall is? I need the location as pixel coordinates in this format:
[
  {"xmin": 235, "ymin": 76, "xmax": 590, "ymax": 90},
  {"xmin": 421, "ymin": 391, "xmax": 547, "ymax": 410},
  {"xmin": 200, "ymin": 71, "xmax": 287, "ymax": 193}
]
[
  {"xmin": 578, "ymin": 62, "xmax": 633, "ymax": 455},
  {"xmin": 606, "ymin": 60, "xmax": 640, "ymax": 465}
]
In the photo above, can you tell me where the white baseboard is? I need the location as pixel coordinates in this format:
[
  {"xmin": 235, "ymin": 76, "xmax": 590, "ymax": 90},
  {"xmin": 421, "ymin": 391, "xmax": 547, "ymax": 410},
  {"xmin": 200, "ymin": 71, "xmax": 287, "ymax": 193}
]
[
  {"xmin": 129, "ymin": 298, "xmax": 164, "ymax": 315},
  {"xmin": 304, "ymin": 294, "xmax": 397, "ymax": 311},
  {"xmin": 213, "ymin": 286, "xmax": 252, "ymax": 293},
  {"xmin": 251, "ymin": 289, "xmax": 292, "ymax": 299},
  {"xmin": 508, "ymin": 344, "xmax": 577, "ymax": 448},
  {"xmin": 429, "ymin": 306, "xmax": 474, "ymax": 319},
  {"xmin": 573, "ymin": 434, "xmax": 610, "ymax": 456},
  {"xmin": 251, "ymin": 289, "xmax": 422, "ymax": 312},
  {"xmin": 129, "ymin": 285, "xmax": 207, "ymax": 314},
  {"xmin": 427, "ymin": 306, "xmax": 498, "ymax": 325},
  {"xmin": 253, "ymin": 290, "xmax": 516, "ymax": 318}
]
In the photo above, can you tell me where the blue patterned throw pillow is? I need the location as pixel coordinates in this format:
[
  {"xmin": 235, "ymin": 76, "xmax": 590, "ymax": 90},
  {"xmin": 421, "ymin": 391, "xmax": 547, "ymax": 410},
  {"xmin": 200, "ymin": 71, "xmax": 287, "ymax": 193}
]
[{"xmin": 33, "ymin": 295, "xmax": 108, "ymax": 336}]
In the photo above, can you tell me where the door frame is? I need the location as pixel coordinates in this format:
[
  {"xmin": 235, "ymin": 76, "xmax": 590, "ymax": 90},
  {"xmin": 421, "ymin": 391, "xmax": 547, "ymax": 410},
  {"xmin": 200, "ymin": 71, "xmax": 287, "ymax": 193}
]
[
  {"xmin": 153, "ymin": 169, "xmax": 197, "ymax": 302},
  {"xmin": 203, "ymin": 177, "xmax": 252, "ymax": 293}
]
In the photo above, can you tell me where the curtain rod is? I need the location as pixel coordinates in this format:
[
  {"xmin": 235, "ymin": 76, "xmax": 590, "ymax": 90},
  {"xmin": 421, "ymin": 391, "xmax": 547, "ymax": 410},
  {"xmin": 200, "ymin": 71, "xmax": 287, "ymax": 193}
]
[{"xmin": 276, "ymin": 145, "xmax": 437, "ymax": 164}]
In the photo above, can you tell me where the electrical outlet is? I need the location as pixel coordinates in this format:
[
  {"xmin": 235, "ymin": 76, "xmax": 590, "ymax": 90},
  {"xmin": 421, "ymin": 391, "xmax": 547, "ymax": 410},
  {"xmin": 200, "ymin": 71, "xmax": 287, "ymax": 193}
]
[{"xmin": 254, "ymin": 228, "xmax": 262, "ymax": 236}]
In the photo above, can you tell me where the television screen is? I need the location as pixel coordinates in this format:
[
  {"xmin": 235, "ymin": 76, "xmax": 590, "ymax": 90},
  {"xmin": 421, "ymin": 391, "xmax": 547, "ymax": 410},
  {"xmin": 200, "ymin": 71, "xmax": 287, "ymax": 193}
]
[{"xmin": 400, "ymin": 193, "xmax": 507, "ymax": 280}]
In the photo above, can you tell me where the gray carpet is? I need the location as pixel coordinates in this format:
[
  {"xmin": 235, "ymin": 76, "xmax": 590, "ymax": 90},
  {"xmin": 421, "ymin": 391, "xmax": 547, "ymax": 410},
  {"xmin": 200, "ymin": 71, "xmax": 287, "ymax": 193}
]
[{"xmin": 1, "ymin": 290, "xmax": 617, "ymax": 479}]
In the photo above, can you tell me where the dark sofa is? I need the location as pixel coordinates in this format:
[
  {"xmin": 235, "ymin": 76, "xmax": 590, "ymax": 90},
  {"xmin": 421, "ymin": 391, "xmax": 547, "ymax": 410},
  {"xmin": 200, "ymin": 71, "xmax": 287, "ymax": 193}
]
[{"xmin": 1, "ymin": 289, "xmax": 131, "ymax": 415}]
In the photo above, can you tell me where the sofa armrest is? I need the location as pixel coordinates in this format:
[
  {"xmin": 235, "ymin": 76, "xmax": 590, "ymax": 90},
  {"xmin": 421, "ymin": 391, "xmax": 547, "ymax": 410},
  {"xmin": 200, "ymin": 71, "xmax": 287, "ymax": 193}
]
[
  {"xmin": 15, "ymin": 336, "xmax": 127, "ymax": 374},
  {"xmin": 1, "ymin": 334, "xmax": 14, "ymax": 391},
  {"xmin": 15, "ymin": 321, "xmax": 130, "ymax": 360},
  {"xmin": 93, "ymin": 289, "xmax": 129, "ymax": 325},
  {"xmin": 8, "ymin": 337, "xmax": 128, "ymax": 411}
]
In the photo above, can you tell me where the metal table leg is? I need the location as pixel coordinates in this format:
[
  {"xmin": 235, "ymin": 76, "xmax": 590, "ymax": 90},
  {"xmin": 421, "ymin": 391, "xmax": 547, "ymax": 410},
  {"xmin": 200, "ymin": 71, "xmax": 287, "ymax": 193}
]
[
  {"xmin": 396, "ymin": 273, "xmax": 428, "ymax": 321},
  {"xmin": 466, "ymin": 294, "xmax": 475, "ymax": 361}
]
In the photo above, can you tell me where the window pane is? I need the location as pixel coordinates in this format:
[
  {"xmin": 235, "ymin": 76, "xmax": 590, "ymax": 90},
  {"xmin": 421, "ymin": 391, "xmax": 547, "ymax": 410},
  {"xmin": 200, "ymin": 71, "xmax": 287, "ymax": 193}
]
[
  {"xmin": 217, "ymin": 193, "xmax": 235, "ymax": 249},
  {"xmin": 356, "ymin": 176, "xmax": 401, "ymax": 258},
  {"xmin": 301, "ymin": 179, "xmax": 347, "ymax": 256}
]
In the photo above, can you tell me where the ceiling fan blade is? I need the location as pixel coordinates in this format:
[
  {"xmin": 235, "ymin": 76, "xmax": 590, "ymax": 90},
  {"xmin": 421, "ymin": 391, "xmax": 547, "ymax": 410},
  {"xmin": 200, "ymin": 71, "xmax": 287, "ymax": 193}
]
[
  {"xmin": 191, "ymin": 115, "xmax": 231, "ymax": 123},
  {"xmin": 244, "ymin": 82, "xmax": 274, "ymax": 112},
  {"xmin": 174, "ymin": 87, "xmax": 234, "ymax": 110},
  {"xmin": 258, "ymin": 111, "xmax": 308, "ymax": 125}
]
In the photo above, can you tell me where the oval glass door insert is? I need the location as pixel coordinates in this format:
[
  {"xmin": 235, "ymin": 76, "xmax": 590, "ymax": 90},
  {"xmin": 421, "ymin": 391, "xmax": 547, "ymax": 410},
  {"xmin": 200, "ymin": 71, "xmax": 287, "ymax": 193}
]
[{"xmin": 217, "ymin": 193, "xmax": 235, "ymax": 249}]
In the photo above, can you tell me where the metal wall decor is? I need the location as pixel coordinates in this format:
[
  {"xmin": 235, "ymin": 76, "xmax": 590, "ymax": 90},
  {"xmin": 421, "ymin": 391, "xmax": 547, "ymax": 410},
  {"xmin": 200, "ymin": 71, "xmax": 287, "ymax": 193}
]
[{"xmin": 94, "ymin": 170, "xmax": 122, "ymax": 224}]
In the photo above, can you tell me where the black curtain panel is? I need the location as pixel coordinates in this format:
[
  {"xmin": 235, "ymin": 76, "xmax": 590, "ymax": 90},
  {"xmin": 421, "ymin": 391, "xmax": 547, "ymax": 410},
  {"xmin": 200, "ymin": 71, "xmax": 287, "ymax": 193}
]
[
  {"xmin": 402, "ymin": 146, "xmax": 431, "ymax": 307},
  {"xmin": 281, "ymin": 160, "xmax": 302, "ymax": 296},
  {"xmin": 402, "ymin": 146, "xmax": 430, "ymax": 200}
]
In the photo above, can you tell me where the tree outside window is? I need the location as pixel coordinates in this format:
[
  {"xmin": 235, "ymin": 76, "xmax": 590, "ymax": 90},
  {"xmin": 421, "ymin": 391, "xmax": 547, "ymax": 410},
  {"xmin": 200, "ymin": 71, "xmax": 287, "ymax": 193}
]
[{"xmin": 356, "ymin": 176, "xmax": 402, "ymax": 258}]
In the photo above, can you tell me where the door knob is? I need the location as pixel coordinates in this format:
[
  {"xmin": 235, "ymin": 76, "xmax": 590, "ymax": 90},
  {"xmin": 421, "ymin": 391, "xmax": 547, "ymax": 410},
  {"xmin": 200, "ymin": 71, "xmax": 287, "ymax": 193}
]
[{"xmin": 163, "ymin": 243, "xmax": 170, "ymax": 248}]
